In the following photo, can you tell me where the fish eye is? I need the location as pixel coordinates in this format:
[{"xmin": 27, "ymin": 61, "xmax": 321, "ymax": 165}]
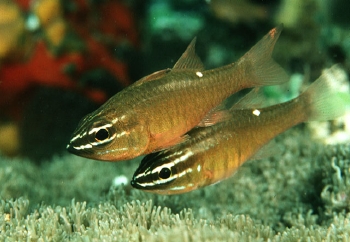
[
  {"xmin": 95, "ymin": 128, "xmax": 109, "ymax": 141},
  {"xmin": 159, "ymin": 167, "xmax": 171, "ymax": 179}
]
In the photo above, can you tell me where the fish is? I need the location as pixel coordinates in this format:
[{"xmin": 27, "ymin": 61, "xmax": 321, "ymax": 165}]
[
  {"xmin": 210, "ymin": 0, "xmax": 268, "ymax": 24},
  {"xmin": 67, "ymin": 25, "xmax": 288, "ymax": 161},
  {"xmin": 131, "ymin": 65, "xmax": 348, "ymax": 195}
]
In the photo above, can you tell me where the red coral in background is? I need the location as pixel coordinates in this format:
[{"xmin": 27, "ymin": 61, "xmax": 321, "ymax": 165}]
[
  {"xmin": 14, "ymin": 0, "xmax": 31, "ymax": 11},
  {"xmin": 0, "ymin": 0, "xmax": 138, "ymax": 158},
  {"xmin": 98, "ymin": 1, "xmax": 138, "ymax": 46},
  {"xmin": 0, "ymin": 0, "xmax": 137, "ymax": 119}
]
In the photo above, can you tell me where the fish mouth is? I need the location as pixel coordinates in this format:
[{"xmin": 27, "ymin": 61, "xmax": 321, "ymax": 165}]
[
  {"xmin": 66, "ymin": 143, "xmax": 79, "ymax": 154},
  {"xmin": 130, "ymin": 179, "xmax": 145, "ymax": 189},
  {"xmin": 66, "ymin": 143, "xmax": 87, "ymax": 156},
  {"xmin": 130, "ymin": 176, "xmax": 156, "ymax": 190}
]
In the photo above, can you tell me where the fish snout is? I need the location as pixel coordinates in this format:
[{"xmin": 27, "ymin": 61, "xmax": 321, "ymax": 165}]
[
  {"xmin": 130, "ymin": 176, "xmax": 151, "ymax": 190},
  {"xmin": 130, "ymin": 174, "xmax": 144, "ymax": 188},
  {"xmin": 66, "ymin": 142, "xmax": 81, "ymax": 155},
  {"xmin": 130, "ymin": 169, "xmax": 155, "ymax": 190},
  {"xmin": 66, "ymin": 134, "xmax": 94, "ymax": 157},
  {"xmin": 66, "ymin": 142, "xmax": 79, "ymax": 155},
  {"xmin": 130, "ymin": 179, "xmax": 140, "ymax": 188},
  {"xmin": 66, "ymin": 143, "xmax": 74, "ymax": 153}
]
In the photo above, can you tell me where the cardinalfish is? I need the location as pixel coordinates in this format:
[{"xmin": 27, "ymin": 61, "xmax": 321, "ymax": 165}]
[
  {"xmin": 67, "ymin": 25, "xmax": 288, "ymax": 161},
  {"xmin": 131, "ymin": 65, "xmax": 349, "ymax": 195}
]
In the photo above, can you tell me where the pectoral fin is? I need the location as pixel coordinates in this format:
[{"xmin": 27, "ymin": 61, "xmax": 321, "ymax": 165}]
[
  {"xmin": 153, "ymin": 135, "xmax": 190, "ymax": 152},
  {"xmin": 197, "ymin": 103, "xmax": 231, "ymax": 127},
  {"xmin": 231, "ymin": 88, "xmax": 268, "ymax": 110}
]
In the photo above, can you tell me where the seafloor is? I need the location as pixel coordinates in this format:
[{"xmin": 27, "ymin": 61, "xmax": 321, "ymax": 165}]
[{"xmin": 2, "ymin": 129, "xmax": 350, "ymax": 241}]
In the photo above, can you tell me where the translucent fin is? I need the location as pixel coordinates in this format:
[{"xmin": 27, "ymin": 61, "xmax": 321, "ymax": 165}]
[
  {"xmin": 153, "ymin": 135, "xmax": 190, "ymax": 152},
  {"xmin": 172, "ymin": 37, "xmax": 205, "ymax": 71},
  {"xmin": 231, "ymin": 88, "xmax": 268, "ymax": 110},
  {"xmin": 250, "ymin": 139, "xmax": 282, "ymax": 160},
  {"xmin": 239, "ymin": 24, "xmax": 289, "ymax": 87},
  {"xmin": 197, "ymin": 103, "xmax": 231, "ymax": 127},
  {"xmin": 301, "ymin": 65, "xmax": 349, "ymax": 121},
  {"xmin": 133, "ymin": 69, "xmax": 171, "ymax": 86}
]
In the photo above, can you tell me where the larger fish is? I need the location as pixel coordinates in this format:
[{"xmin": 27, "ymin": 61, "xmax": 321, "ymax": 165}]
[
  {"xmin": 131, "ymin": 65, "xmax": 348, "ymax": 194},
  {"xmin": 67, "ymin": 25, "xmax": 288, "ymax": 161}
]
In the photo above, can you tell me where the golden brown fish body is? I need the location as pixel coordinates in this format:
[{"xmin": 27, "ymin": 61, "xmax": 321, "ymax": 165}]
[
  {"xmin": 67, "ymin": 25, "xmax": 287, "ymax": 161},
  {"xmin": 131, "ymin": 65, "xmax": 347, "ymax": 194}
]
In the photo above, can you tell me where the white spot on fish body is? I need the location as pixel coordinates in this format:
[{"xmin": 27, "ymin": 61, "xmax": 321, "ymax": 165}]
[
  {"xmin": 252, "ymin": 109, "xmax": 260, "ymax": 116},
  {"xmin": 196, "ymin": 71, "xmax": 203, "ymax": 77}
]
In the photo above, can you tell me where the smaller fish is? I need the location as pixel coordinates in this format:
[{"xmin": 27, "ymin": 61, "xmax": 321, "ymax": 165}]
[
  {"xmin": 210, "ymin": 0, "xmax": 268, "ymax": 24},
  {"xmin": 131, "ymin": 65, "xmax": 349, "ymax": 195}
]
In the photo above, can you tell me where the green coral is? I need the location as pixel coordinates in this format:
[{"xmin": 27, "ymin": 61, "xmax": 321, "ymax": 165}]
[
  {"xmin": 2, "ymin": 129, "xmax": 350, "ymax": 240},
  {"xmin": 2, "ymin": 197, "xmax": 350, "ymax": 241},
  {"xmin": 321, "ymin": 145, "xmax": 350, "ymax": 215}
]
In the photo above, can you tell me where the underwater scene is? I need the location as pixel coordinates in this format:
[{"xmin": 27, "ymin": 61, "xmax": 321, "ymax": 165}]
[{"xmin": 1, "ymin": 0, "xmax": 350, "ymax": 241}]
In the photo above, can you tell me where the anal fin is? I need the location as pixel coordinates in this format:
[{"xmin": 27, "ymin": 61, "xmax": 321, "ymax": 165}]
[{"xmin": 250, "ymin": 139, "xmax": 282, "ymax": 160}]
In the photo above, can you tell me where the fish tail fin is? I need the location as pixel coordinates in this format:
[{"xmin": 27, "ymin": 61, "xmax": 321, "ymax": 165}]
[
  {"xmin": 300, "ymin": 65, "xmax": 349, "ymax": 122},
  {"xmin": 239, "ymin": 24, "xmax": 289, "ymax": 87}
]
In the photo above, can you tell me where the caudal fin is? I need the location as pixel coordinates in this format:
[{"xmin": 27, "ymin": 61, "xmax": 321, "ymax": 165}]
[
  {"xmin": 239, "ymin": 24, "xmax": 289, "ymax": 87},
  {"xmin": 301, "ymin": 65, "xmax": 349, "ymax": 121}
]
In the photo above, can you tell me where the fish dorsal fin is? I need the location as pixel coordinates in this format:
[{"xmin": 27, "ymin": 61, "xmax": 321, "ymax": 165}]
[
  {"xmin": 231, "ymin": 88, "xmax": 268, "ymax": 110},
  {"xmin": 133, "ymin": 69, "xmax": 171, "ymax": 87},
  {"xmin": 172, "ymin": 37, "xmax": 205, "ymax": 71}
]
